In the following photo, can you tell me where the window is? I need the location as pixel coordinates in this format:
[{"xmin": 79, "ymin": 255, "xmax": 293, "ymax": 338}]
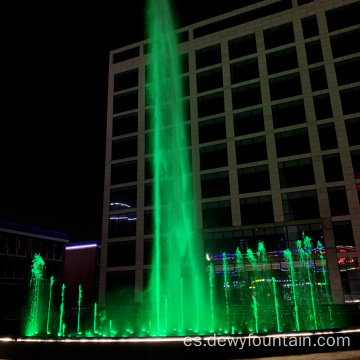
[
  {"xmin": 180, "ymin": 53, "xmax": 189, "ymax": 73},
  {"xmin": 145, "ymin": 157, "xmax": 153, "ymax": 180},
  {"xmin": 335, "ymin": 57, "xmax": 360, "ymax": 86},
  {"xmin": 113, "ymin": 112, "xmax": 138, "ymax": 136},
  {"xmin": 264, "ymin": 22, "xmax": 295, "ymax": 50},
  {"xmin": 322, "ymin": 154, "xmax": 344, "ymax": 183},
  {"xmin": 266, "ymin": 47, "xmax": 298, "ymax": 75},
  {"xmin": 107, "ymin": 241, "xmax": 136, "ymax": 267},
  {"xmin": 330, "ymin": 29, "xmax": 360, "ymax": 58},
  {"xmin": 328, "ymin": 186, "xmax": 350, "ymax": 216},
  {"xmin": 196, "ymin": 44, "xmax": 221, "ymax": 69},
  {"xmin": 326, "ymin": 2, "xmax": 360, "ymax": 32},
  {"xmin": 298, "ymin": 0, "xmax": 313, "ymax": 5},
  {"xmin": 238, "ymin": 165, "xmax": 270, "ymax": 194},
  {"xmin": 318, "ymin": 123, "xmax": 338, "ymax": 151},
  {"xmin": 200, "ymin": 143, "xmax": 228, "ymax": 170},
  {"xmin": 112, "ymin": 136, "xmax": 137, "ymax": 160},
  {"xmin": 350, "ymin": 150, "xmax": 360, "ymax": 179},
  {"xmin": 272, "ymin": 99, "xmax": 306, "ymax": 129},
  {"xmin": 144, "ymin": 183, "xmax": 153, "ymax": 207},
  {"xmin": 144, "ymin": 210, "xmax": 153, "ymax": 235},
  {"xmin": 178, "ymin": 31, "xmax": 188, "ymax": 43},
  {"xmin": 111, "ymin": 161, "xmax": 137, "ymax": 185},
  {"xmin": 201, "ymin": 171, "xmax": 230, "ymax": 199},
  {"xmin": 313, "ymin": 94, "xmax": 333, "ymax": 120},
  {"xmin": 278, "ymin": 158, "xmax": 315, "ymax": 188},
  {"xmin": 202, "ymin": 200, "xmax": 232, "ymax": 229},
  {"xmin": 309, "ymin": 66, "xmax": 328, "ymax": 92},
  {"xmin": 198, "ymin": 91, "xmax": 225, "ymax": 118},
  {"xmin": 198, "ymin": 117, "xmax": 226, "ymax": 144},
  {"xmin": 234, "ymin": 108, "xmax": 264, "ymax": 136},
  {"xmin": 345, "ymin": 118, "xmax": 360, "ymax": 146},
  {"xmin": 236, "ymin": 135, "xmax": 267, "ymax": 164},
  {"xmin": 106, "ymin": 271, "xmax": 135, "ymax": 306},
  {"xmin": 113, "ymin": 90, "xmax": 138, "ymax": 114},
  {"xmin": 275, "ymin": 128, "xmax": 310, "ymax": 158},
  {"xmin": 282, "ymin": 190, "xmax": 320, "ymax": 221},
  {"xmin": 110, "ymin": 186, "xmax": 137, "ymax": 211},
  {"xmin": 340, "ymin": 266, "xmax": 360, "ymax": 299},
  {"xmin": 301, "ymin": 15, "xmax": 319, "ymax": 39},
  {"xmin": 143, "ymin": 239, "xmax": 153, "ymax": 266},
  {"xmin": 305, "ymin": 40, "xmax": 323, "ymax": 65},
  {"xmin": 108, "ymin": 213, "xmax": 137, "ymax": 238},
  {"xmin": 113, "ymin": 47, "xmax": 139, "ymax": 63},
  {"xmin": 114, "ymin": 69, "xmax": 138, "ymax": 92},
  {"xmin": 182, "ymin": 76, "xmax": 190, "ymax": 97},
  {"xmin": 269, "ymin": 73, "xmax": 302, "ymax": 101},
  {"xmin": 228, "ymin": 34, "xmax": 256, "ymax": 60},
  {"xmin": 230, "ymin": 58, "xmax": 259, "ymax": 84},
  {"xmin": 240, "ymin": 195, "xmax": 274, "ymax": 225},
  {"xmin": 232, "ymin": 82, "xmax": 262, "ymax": 109},
  {"xmin": 333, "ymin": 221, "xmax": 356, "ymax": 253},
  {"xmin": 197, "ymin": 67, "xmax": 223, "ymax": 93},
  {"xmin": 340, "ymin": 87, "xmax": 360, "ymax": 115}
]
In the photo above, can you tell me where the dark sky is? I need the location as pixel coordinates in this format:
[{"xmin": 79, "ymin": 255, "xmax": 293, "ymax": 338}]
[{"xmin": 1, "ymin": 2, "xmax": 243, "ymax": 242}]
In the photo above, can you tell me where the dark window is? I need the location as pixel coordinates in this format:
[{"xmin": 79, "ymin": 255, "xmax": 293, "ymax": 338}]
[
  {"xmin": 230, "ymin": 58, "xmax": 259, "ymax": 84},
  {"xmin": 113, "ymin": 112, "xmax": 138, "ymax": 136},
  {"xmin": 202, "ymin": 200, "xmax": 232, "ymax": 229},
  {"xmin": 333, "ymin": 221, "xmax": 356, "ymax": 253},
  {"xmin": 145, "ymin": 157, "xmax": 153, "ymax": 180},
  {"xmin": 114, "ymin": 69, "xmax": 138, "ymax": 92},
  {"xmin": 272, "ymin": 99, "xmax": 306, "ymax": 129},
  {"xmin": 298, "ymin": 0, "xmax": 313, "ymax": 5},
  {"xmin": 330, "ymin": 29, "xmax": 360, "ymax": 58},
  {"xmin": 318, "ymin": 123, "xmax": 338, "ymax": 151},
  {"xmin": 313, "ymin": 94, "xmax": 333, "ymax": 120},
  {"xmin": 269, "ymin": 72, "xmax": 302, "ymax": 101},
  {"xmin": 234, "ymin": 108, "xmax": 264, "ymax": 136},
  {"xmin": 278, "ymin": 158, "xmax": 315, "ymax": 188},
  {"xmin": 198, "ymin": 117, "xmax": 226, "ymax": 144},
  {"xmin": 340, "ymin": 87, "xmax": 360, "ymax": 115},
  {"xmin": 228, "ymin": 34, "xmax": 256, "ymax": 60},
  {"xmin": 309, "ymin": 66, "xmax": 328, "ymax": 92},
  {"xmin": 351, "ymin": 150, "xmax": 360, "ymax": 179},
  {"xmin": 111, "ymin": 161, "xmax": 137, "ymax": 185},
  {"xmin": 282, "ymin": 190, "xmax": 320, "ymax": 221},
  {"xmin": 266, "ymin": 47, "xmax": 298, "ymax": 75},
  {"xmin": 107, "ymin": 241, "xmax": 136, "ymax": 267},
  {"xmin": 335, "ymin": 57, "xmax": 360, "ymax": 86},
  {"xmin": 113, "ymin": 47, "xmax": 139, "ymax": 63},
  {"xmin": 182, "ymin": 76, "xmax": 190, "ymax": 97},
  {"xmin": 201, "ymin": 171, "xmax": 230, "ymax": 199},
  {"xmin": 240, "ymin": 195, "xmax": 274, "ymax": 225},
  {"xmin": 301, "ymin": 15, "xmax": 319, "ymax": 39},
  {"xmin": 264, "ymin": 22, "xmax": 295, "ymax": 50},
  {"xmin": 112, "ymin": 136, "xmax": 137, "ymax": 160},
  {"xmin": 180, "ymin": 53, "xmax": 189, "ymax": 73},
  {"xmin": 178, "ymin": 31, "xmax": 189, "ymax": 44},
  {"xmin": 197, "ymin": 67, "xmax": 223, "ymax": 93},
  {"xmin": 326, "ymin": 2, "xmax": 360, "ymax": 32},
  {"xmin": 238, "ymin": 165, "xmax": 271, "ymax": 194},
  {"xmin": 345, "ymin": 118, "xmax": 360, "ymax": 146},
  {"xmin": 113, "ymin": 90, "xmax": 138, "ymax": 114},
  {"xmin": 196, "ymin": 44, "xmax": 221, "ymax": 69},
  {"xmin": 275, "ymin": 128, "xmax": 310, "ymax": 158},
  {"xmin": 143, "ymin": 239, "xmax": 153, "ymax": 266},
  {"xmin": 144, "ymin": 183, "xmax": 153, "ymax": 207},
  {"xmin": 108, "ymin": 213, "xmax": 137, "ymax": 238},
  {"xmin": 305, "ymin": 40, "xmax": 323, "ymax": 65},
  {"xmin": 200, "ymin": 143, "xmax": 228, "ymax": 170},
  {"xmin": 232, "ymin": 82, "xmax": 262, "ymax": 109},
  {"xmin": 144, "ymin": 210, "xmax": 153, "ymax": 235},
  {"xmin": 110, "ymin": 186, "xmax": 137, "ymax": 211},
  {"xmin": 323, "ymin": 154, "xmax": 344, "ymax": 183},
  {"xmin": 340, "ymin": 266, "xmax": 360, "ymax": 297},
  {"xmin": 106, "ymin": 271, "xmax": 135, "ymax": 306},
  {"xmin": 328, "ymin": 186, "xmax": 350, "ymax": 216},
  {"xmin": 236, "ymin": 135, "xmax": 267, "ymax": 164},
  {"xmin": 198, "ymin": 91, "xmax": 224, "ymax": 118},
  {"xmin": 183, "ymin": 99, "xmax": 191, "ymax": 120},
  {"xmin": 145, "ymin": 132, "xmax": 152, "ymax": 155}
]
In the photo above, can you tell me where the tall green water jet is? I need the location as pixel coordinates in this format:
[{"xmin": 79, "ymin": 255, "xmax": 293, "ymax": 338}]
[
  {"xmin": 77, "ymin": 285, "xmax": 82, "ymax": 334},
  {"xmin": 209, "ymin": 263, "xmax": 215, "ymax": 332},
  {"xmin": 284, "ymin": 249, "xmax": 300, "ymax": 331},
  {"xmin": 46, "ymin": 276, "xmax": 54, "ymax": 335},
  {"xmin": 272, "ymin": 277, "xmax": 281, "ymax": 332},
  {"xmin": 222, "ymin": 253, "xmax": 230, "ymax": 331},
  {"xmin": 58, "ymin": 283, "xmax": 65, "ymax": 336},
  {"xmin": 252, "ymin": 296, "xmax": 258, "ymax": 334},
  {"xmin": 25, "ymin": 254, "xmax": 45, "ymax": 336},
  {"xmin": 94, "ymin": 302, "xmax": 97, "ymax": 334},
  {"xmin": 235, "ymin": 248, "xmax": 244, "ymax": 333},
  {"xmin": 247, "ymin": 249, "xmax": 258, "ymax": 332},
  {"xmin": 147, "ymin": 0, "xmax": 208, "ymax": 335}
]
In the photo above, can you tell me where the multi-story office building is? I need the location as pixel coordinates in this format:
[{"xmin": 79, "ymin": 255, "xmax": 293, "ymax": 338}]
[{"xmin": 99, "ymin": 0, "xmax": 360, "ymax": 306}]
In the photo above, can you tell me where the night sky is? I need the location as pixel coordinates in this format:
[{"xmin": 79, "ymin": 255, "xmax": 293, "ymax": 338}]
[{"xmin": 1, "ymin": 2, "xmax": 245, "ymax": 242}]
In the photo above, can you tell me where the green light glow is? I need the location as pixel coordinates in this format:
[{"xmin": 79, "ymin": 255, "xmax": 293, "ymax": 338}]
[
  {"xmin": 46, "ymin": 276, "xmax": 54, "ymax": 335},
  {"xmin": 58, "ymin": 284, "xmax": 65, "ymax": 337},
  {"xmin": 77, "ymin": 285, "xmax": 82, "ymax": 334}
]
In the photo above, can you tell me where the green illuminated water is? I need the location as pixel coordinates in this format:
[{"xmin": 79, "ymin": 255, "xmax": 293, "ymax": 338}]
[
  {"xmin": 46, "ymin": 276, "xmax": 54, "ymax": 335},
  {"xmin": 147, "ymin": 0, "xmax": 208, "ymax": 336},
  {"xmin": 222, "ymin": 253, "xmax": 230, "ymax": 331},
  {"xmin": 272, "ymin": 277, "xmax": 281, "ymax": 332},
  {"xmin": 94, "ymin": 302, "xmax": 97, "ymax": 334},
  {"xmin": 58, "ymin": 284, "xmax": 65, "ymax": 336},
  {"xmin": 77, "ymin": 285, "xmax": 82, "ymax": 334}
]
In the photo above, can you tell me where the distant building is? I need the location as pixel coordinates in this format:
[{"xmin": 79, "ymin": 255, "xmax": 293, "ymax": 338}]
[
  {"xmin": 0, "ymin": 221, "xmax": 69, "ymax": 319},
  {"xmin": 64, "ymin": 241, "xmax": 101, "ymax": 309},
  {"xmin": 100, "ymin": 0, "xmax": 360, "ymax": 306}
]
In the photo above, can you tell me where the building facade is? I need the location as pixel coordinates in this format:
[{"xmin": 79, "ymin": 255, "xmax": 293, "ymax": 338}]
[{"xmin": 99, "ymin": 0, "xmax": 360, "ymax": 306}]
